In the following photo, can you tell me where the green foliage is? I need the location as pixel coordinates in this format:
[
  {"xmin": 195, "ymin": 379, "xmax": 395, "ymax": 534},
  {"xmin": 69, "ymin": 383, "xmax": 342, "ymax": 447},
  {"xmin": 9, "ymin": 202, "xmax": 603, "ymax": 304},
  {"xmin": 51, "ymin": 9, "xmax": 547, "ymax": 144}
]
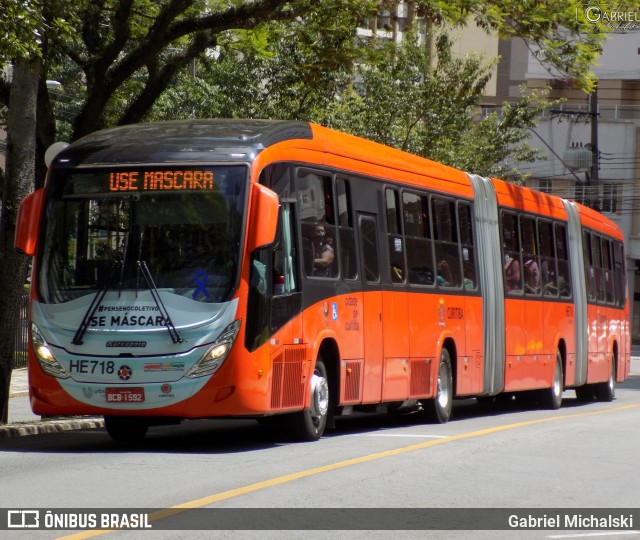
[
  {"xmin": 4, "ymin": 0, "xmax": 607, "ymax": 171},
  {"xmin": 0, "ymin": 0, "xmax": 73, "ymax": 63},
  {"xmin": 326, "ymin": 33, "xmax": 550, "ymax": 180},
  {"xmin": 0, "ymin": 1, "xmax": 44, "ymax": 62},
  {"xmin": 151, "ymin": 28, "xmax": 550, "ymax": 180},
  {"xmin": 147, "ymin": 3, "xmax": 370, "ymax": 122}
]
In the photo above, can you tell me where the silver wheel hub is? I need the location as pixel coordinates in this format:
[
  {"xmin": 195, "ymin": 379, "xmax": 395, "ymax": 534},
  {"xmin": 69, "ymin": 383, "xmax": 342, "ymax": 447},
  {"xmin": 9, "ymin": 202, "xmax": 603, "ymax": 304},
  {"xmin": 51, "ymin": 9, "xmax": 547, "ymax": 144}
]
[
  {"xmin": 437, "ymin": 362, "xmax": 450, "ymax": 408},
  {"xmin": 310, "ymin": 372, "xmax": 329, "ymax": 420}
]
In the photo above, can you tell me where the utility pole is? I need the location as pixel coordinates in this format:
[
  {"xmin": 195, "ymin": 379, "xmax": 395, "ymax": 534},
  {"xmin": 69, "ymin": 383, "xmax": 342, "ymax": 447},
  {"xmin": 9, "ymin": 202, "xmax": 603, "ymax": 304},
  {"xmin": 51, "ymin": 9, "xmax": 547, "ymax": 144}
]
[{"xmin": 589, "ymin": 84, "xmax": 599, "ymax": 210}]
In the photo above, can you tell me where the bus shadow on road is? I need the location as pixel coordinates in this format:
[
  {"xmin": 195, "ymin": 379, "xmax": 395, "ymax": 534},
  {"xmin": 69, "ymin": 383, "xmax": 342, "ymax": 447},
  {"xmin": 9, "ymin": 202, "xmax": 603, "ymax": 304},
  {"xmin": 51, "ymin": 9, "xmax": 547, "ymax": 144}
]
[
  {"xmin": 3, "ymin": 375, "xmax": 639, "ymax": 454},
  {"xmin": 0, "ymin": 418, "xmax": 299, "ymax": 455}
]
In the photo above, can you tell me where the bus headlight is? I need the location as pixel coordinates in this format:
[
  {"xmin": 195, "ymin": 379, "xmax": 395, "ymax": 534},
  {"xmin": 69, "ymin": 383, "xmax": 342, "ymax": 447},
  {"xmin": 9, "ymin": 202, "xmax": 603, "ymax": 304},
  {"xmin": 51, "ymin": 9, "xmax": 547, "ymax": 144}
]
[
  {"xmin": 186, "ymin": 320, "xmax": 241, "ymax": 378},
  {"xmin": 31, "ymin": 323, "xmax": 70, "ymax": 379}
]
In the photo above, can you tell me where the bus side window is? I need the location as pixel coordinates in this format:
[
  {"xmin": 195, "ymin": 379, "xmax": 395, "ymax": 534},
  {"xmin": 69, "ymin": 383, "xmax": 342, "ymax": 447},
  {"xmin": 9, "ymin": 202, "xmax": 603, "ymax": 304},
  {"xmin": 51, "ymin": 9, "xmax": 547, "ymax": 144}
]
[
  {"xmin": 338, "ymin": 177, "xmax": 357, "ymax": 280},
  {"xmin": 404, "ymin": 191, "xmax": 434, "ymax": 286},
  {"xmin": 583, "ymin": 230, "xmax": 596, "ymax": 302},
  {"xmin": 296, "ymin": 170, "xmax": 337, "ymax": 278},
  {"xmin": 603, "ymin": 238, "xmax": 614, "ymax": 305},
  {"xmin": 613, "ymin": 240, "xmax": 626, "ymax": 308},
  {"xmin": 273, "ymin": 203, "xmax": 298, "ymax": 296},
  {"xmin": 359, "ymin": 215, "xmax": 380, "ymax": 282},
  {"xmin": 501, "ymin": 211, "xmax": 522, "ymax": 294},
  {"xmin": 458, "ymin": 202, "xmax": 477, "ymax": 291},
  {"xmin": 386, "ymin": 187, "xmax": 405, "ymax": 283},
  {"xmin": 246, "ymin": 249, "xmax": 271, "ymax": 351},
  {"xmin": 592, "ymin": 234, "xmax": 605, "ymax": 303},
  {"xmin": 555, "ymin": 223, "xmax": 571, "ymax": 298},
  {"xmin": 432, "ymin": 197, "xmax": 462, "ymax": 288},
  {"xmin": 521, "ymin": 215, "xmax": 540, "ymax": 296},
  {"xmin": 538, "ymin": 219, "xmax": 558, "ymax": 297}
]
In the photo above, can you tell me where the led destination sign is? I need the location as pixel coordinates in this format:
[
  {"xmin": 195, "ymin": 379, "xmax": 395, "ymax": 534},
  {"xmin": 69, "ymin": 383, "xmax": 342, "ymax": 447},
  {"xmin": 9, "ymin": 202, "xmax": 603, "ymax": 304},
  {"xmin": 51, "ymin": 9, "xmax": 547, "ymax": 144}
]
[{"xmin": 109, "ymin": 170, "xmax": 215, "ymax": 192}]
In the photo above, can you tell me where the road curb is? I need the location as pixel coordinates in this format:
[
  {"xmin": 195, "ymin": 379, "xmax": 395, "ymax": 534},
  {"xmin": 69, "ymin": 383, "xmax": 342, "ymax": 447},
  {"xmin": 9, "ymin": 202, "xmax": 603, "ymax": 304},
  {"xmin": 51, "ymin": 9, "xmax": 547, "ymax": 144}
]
[{"xmin": 0, "ymin": 418, "xmax": 104, "ymax": 439}]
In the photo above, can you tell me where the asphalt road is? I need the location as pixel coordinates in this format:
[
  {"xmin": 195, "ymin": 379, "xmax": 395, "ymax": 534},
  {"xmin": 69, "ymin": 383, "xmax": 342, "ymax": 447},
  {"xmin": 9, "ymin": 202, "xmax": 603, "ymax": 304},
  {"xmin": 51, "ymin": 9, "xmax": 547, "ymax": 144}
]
[{"xmin": 1, "ymin": 360, "xmax": 639, "ymax": 539}]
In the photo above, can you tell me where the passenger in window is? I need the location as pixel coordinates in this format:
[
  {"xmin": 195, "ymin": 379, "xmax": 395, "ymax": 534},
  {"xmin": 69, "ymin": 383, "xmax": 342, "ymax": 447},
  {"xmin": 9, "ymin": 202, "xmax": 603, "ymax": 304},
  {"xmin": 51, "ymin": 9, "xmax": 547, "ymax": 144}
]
[
  {"xmin": 437, "ymin": 259, "xmax": 452, "ymax": 287},
  {"xmin": 463, "ymin": 260, "xmax": 476, "ymax": 290},
  {"xmin": 504, "ymin": 252, "xmax": 521, "ymax": 292},
  {"xmin": 523, "ymin": 257, "xmax": 540, "ymax": 293},
  {"xmin": 311, "ymin": 223, "xmax": 335, "ymax": 276}
]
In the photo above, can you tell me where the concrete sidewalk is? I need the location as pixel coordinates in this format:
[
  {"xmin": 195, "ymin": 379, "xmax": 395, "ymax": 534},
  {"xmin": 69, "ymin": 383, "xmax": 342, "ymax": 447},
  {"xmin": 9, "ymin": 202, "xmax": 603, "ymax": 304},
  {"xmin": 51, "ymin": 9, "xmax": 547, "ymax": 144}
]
[{"xmin": 1, "ymin": 368, "xmax": 103, "ymax": 439}]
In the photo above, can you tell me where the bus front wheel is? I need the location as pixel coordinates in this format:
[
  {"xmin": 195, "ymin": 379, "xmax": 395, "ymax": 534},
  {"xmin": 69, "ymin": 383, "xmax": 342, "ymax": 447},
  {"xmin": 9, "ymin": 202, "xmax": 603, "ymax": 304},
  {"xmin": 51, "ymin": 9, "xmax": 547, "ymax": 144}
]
[
  {"xmin": 289, "ymin": 358, "xmax": 329, "ymax": 441},
  {"xmin": 423, "ymin": 348, "xmax": 453, "ymax": 423},
  {"xmin": 104, "ymin": 416, "xmax": 149, "ymax": 442}
]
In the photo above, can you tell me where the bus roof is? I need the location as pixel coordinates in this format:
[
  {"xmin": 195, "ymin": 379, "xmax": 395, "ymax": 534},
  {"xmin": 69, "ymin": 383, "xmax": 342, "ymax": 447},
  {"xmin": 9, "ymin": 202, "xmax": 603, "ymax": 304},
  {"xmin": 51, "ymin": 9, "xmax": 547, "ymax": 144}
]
[
  {"xmin": 53, "ymin": 119, "xmax": 313, "ymax": 166},
  {"xmin": 50, "ymin": 119, "xmax": 623, "ymax": 240}
]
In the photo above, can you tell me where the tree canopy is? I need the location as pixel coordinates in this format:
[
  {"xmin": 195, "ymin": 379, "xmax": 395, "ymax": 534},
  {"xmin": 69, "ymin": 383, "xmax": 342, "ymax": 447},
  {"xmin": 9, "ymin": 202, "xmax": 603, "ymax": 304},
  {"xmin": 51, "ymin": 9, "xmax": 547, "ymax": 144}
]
[{"xmin": 1, "ymin": 0, "xmax": 612, "ymax": 143}]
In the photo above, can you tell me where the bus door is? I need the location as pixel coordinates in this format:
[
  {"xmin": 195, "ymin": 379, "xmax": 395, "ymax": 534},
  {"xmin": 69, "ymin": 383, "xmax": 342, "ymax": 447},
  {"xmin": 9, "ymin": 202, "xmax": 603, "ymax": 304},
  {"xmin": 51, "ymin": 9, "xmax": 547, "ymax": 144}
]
[
  {"xmin": 590, "ymin": 235, "xmax": 613, "ymax": 382},
  {"xmin": 584, "ymin": 231, "xmax": 605, "ymax": 381},
  {"xmin": 357, "ymin": 213, "xmax": 384, "ymax": 403},
  {"xmin": 521, "ymin": 215, "xmax": 544, "ymax": 384},
  {"xmin": 501, "ymin": 211, "xmax": 528, "ymax": 390},
  {"xmin": 269, "ymin": 202, "xmax": 306, "ymax": 409}
]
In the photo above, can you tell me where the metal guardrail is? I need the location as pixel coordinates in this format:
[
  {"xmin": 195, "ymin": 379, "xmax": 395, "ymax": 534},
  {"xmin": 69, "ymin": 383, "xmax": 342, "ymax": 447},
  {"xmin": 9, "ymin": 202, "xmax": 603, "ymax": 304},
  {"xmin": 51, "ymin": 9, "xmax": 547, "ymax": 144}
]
[{"xmin": 14, "ymin": 294, "xmax": 29, "ymax": 369}]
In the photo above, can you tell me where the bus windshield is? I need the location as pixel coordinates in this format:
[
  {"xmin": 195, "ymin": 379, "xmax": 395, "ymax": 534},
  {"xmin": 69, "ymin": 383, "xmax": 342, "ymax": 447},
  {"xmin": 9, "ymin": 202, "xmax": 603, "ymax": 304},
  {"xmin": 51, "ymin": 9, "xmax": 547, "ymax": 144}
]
[{"xmin": 38, "ymin": 165, "xmax": 247, "ymax": 304}]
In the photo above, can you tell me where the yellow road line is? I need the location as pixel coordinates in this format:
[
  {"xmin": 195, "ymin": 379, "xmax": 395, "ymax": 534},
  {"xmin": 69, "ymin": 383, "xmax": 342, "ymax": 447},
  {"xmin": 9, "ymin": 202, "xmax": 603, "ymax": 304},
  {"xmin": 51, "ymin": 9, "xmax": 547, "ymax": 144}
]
[{"xmin": 60, "ymin": 403, "xmax": 640, "ymax": 539}]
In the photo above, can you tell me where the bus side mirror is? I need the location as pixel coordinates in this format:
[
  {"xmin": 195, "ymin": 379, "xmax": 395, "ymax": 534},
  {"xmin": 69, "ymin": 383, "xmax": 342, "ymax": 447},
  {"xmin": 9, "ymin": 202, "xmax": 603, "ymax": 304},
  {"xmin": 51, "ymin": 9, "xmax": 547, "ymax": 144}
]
[
  {"xmin": 247, "ymin": 183, "xmax": 279, "ymax": 252},
  {"xmin": 14, "ymin": 188, "xmax": 44, "ymax": 256}
]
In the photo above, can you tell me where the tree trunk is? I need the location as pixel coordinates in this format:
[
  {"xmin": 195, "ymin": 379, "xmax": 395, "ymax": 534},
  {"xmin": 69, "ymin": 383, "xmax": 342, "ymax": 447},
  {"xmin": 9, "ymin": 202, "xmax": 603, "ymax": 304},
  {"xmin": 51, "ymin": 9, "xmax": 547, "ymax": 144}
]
[{"xmin": 0, "ymin": 59, "xmax": 39, "ymax": 423}]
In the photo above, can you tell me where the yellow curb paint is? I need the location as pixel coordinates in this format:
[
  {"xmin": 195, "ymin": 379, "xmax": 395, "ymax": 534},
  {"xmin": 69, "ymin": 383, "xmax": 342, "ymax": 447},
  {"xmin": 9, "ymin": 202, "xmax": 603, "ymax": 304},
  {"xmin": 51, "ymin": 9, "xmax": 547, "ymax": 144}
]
[{"xmin": 59, "ymin": 403, "xmax": 640, "ymax": 539}]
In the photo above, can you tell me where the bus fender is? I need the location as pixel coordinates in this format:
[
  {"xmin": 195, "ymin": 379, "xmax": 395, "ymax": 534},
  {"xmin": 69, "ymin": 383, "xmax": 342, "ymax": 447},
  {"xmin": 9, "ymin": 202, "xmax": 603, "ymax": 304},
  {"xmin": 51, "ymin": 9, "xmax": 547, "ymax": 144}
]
[
  {"xmin": 434, "ymin": 330, "xmax": 457, "ymax": 396},
  {"xmin": 306, "ymin": 328, "xmax": 340, "ymax": 408},
  {"xmin": 551, "ymin": 333, "xmax": 569, "ymax": 386}
]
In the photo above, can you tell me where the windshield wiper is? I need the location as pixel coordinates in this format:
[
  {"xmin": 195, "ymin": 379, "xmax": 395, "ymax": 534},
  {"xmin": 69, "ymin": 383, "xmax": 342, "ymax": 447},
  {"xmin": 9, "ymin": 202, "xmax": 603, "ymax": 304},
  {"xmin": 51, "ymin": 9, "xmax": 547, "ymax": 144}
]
[
  {"xmin": 72, "ymin": 260, "xmax": 122, "ymax": 345},
  {"xmin": 137, "ymin": 260, "xmax": 183, "ymax": 344},
  {"xmin": 135, "ymin": 230, "xmax": 183, "ymax": 344}
]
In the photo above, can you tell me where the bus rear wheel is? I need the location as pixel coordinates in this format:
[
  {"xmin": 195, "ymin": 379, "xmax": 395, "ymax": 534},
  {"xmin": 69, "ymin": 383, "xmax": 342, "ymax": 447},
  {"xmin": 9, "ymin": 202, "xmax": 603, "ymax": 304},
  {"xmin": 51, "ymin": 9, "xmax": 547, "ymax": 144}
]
[
  {"xmin": 423, "ymin": 348, "xmax": 453, "ymax": 423},
  {"xmin": 539, "ymin": 351, "xmax": 563, "ymax": 410},
  {"xmin": 594, "ymin": 357, "xmax": 616, "ymax": 402},
  {"xmin": 104, "ymin": 416, "xmax": 149, "ymax": 442},
  {"xmin": 288, "ymin": 358, "xmax": 329, "ymax": 441}
]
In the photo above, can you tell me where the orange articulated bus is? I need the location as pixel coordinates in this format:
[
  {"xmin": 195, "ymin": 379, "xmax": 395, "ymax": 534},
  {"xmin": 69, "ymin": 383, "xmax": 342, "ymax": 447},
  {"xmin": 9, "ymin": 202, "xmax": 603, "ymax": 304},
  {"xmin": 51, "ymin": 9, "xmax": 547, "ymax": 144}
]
[{"xmin": 14, "ymin": 119, "xmax": 630, "ymax": 442}]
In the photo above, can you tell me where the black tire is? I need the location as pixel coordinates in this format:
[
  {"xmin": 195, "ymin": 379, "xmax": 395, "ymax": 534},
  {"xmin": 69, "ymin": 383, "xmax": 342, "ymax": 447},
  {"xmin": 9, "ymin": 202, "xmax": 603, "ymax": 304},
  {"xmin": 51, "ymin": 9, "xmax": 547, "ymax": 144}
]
[
  {"xmin": 423, "ymin": 348, "xmax": 453, "ymax": 423},
  {"xmin": 539, "ymin": 351, "xmax": 563, "ymax": 410},
  {"xmin": 288, "ymin": 358, "xmax": 329, "ymax": 441},
  {"xmin": 594, "ymin": 357, "xmax": 616, "ymax": 402},
  {"xmin": 104, "ymin": 416, "xmax": 149, "ymax": 442},
  {"xmin": 574, "ymin": 384, "xmax": 595, "ymax": 402}
]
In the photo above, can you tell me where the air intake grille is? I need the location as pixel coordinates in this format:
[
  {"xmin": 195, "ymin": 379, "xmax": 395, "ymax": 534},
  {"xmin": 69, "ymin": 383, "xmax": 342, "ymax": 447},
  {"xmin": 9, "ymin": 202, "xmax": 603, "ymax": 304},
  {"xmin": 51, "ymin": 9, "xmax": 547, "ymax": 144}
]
[{"xmin": 271, "ymin": 347, "xmax": 306, "ymax": 409}]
